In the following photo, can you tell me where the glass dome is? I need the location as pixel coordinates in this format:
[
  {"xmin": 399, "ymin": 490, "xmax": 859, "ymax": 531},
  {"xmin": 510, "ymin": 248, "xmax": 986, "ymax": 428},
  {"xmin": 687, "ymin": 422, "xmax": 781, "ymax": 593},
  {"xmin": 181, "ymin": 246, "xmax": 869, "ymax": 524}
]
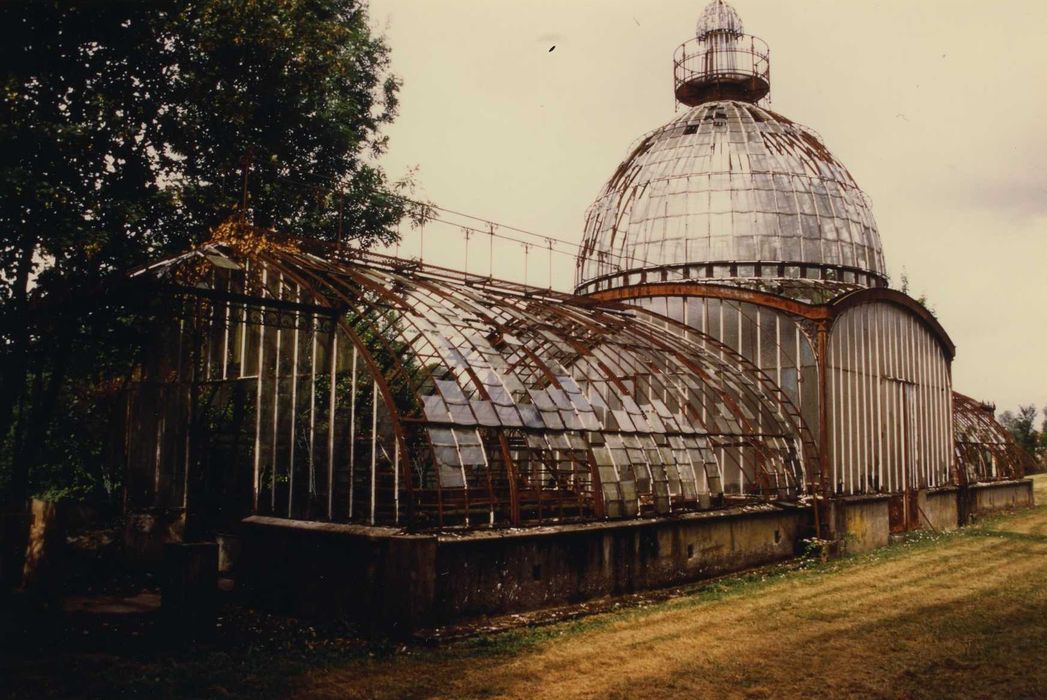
[
  {"xmin": 697, "ymin": 0, "xmax": 744, "ymax": 37},
  {"xmin": 575, "ymin": 2, "xmax": 887, "ymax": 300}
]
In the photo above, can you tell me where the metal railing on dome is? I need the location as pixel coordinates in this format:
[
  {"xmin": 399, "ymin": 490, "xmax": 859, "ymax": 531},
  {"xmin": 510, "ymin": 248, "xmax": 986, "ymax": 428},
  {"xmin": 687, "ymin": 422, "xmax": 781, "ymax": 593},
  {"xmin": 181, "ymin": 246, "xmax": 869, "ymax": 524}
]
[{"xmin": 673, "ymin": 34, "xmax": 770, "ymax": 104}]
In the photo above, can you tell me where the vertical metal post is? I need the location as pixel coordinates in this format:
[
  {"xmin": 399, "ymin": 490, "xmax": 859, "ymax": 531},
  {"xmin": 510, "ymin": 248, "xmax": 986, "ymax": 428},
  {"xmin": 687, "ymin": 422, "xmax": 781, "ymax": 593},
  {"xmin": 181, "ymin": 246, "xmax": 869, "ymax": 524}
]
[
  {"xmin": 252, "ymin": 266, "xmax": 268, "ymax": 512},
  {"xmin": 348, "ymin": 345, "xmax": 357, "ymax": 519},
  {"xmin": 287, "ymin": 286, "xmax": 300, "ymax": 517},
  {"xmin": 271, "ymin": 275, "xmax": 283, "ymax": 513},
  {"xmin": 308, "ymin": 316, "xmax": 317, "ymax": 496},
  {"xmin": 370, "ymin": 379, "xmax": 378, "ymax": 525},
  {"xmin": 327, "ymin": 334, "xmax": 338, "ymax": 520},
  {"xmin": 815, "ymin": 320, "xmax": 830, "ymax": 538}
]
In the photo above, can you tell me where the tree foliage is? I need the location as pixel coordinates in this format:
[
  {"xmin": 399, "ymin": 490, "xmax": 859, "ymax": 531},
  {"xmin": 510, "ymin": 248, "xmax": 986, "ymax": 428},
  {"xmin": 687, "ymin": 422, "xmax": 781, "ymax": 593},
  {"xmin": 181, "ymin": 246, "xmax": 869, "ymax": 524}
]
[
  {"xmin": 998, "ymin": 405, "xmax": 1044, "ymax": 464},
  {"xmin": 0, "ymin": 0, "xmax": 410, "ymax": 503}
]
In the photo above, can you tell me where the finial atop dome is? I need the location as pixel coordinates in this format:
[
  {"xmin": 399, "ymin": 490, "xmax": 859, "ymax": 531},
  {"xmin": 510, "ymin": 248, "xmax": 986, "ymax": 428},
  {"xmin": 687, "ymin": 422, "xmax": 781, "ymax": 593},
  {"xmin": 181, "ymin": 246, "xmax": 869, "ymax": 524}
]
[
  {"xmin": 673, "ymin": 0, "xmax": 770, "ymax": 106},
  {"xmin": 696, "ymin": 0, "xmax": 744, "ymax": 39}
]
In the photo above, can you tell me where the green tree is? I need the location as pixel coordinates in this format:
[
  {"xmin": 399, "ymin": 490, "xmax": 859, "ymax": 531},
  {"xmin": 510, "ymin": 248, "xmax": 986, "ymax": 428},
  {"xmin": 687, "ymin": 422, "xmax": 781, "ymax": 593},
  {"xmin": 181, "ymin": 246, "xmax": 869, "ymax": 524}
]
[
  {"xmin": 998, "ymin": 405, "xmax": 1041, "ymax": 458},
  {"xmin": 0, "ymin": 0, "xmax": 411, "ymax": 505}
]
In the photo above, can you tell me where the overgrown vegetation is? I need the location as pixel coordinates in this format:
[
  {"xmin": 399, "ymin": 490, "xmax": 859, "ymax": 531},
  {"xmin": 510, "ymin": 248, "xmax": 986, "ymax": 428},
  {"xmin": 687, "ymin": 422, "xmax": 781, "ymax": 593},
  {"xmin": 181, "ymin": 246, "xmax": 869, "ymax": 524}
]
[
  {"xmin": 0, "ymin": 1, "xmax": 413, "ymax": 505},
  {"xmin": 999, "ymin": 404, "xmax": 1047, "ymax": 469}
]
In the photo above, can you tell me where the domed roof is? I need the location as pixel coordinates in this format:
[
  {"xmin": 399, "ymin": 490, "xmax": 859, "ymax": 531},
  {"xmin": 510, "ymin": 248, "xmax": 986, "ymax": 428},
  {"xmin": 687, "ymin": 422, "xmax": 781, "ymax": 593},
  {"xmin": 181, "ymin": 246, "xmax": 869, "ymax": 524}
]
[
  {"xmin": 697, "ymin": 0, "xmax": 744, "ymax": 38},
  {"xmin": 575, "ymin": 101, "xmax": 887, "ymax": 299}
]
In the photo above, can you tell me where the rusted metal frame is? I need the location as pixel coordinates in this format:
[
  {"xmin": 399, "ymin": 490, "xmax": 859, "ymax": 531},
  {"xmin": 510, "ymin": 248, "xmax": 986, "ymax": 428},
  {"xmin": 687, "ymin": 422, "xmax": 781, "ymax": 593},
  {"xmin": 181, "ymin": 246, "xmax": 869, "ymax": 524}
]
[
  {"xmin": 501, "ymin": 305, "xmax": 639, "ymax": 519},
  {"xmin": 622, "ymin": 317, "xmax": 792, "ymax": 498},
  {"xmin": 456, "ymin": 292, "xmax": 621, "ymax": 503},
  {"xmin": 494, "ymin": 303, "xmax": 634, "ymax": 517},
  {"xmin": 587, "ymin": 281, "xmax": 828, "ymax": 320},
  {"xmin": 324, "ymin": 242, "xmax": 572, "ymax": 307},
  {"xmin": 294, "ymin": 262, "xmax": 429, "ymax": 525},
  {"xmin": 297, "ymin": 249, "xmax": 415, "ymax": 313},
  {"xmin": 568, "ymin": 315, "xmax": 731, "ymax": 505},
  {"xmin": 251, "ymin": 266, "xmax": 268, "ymax": 512},
  {"xmin": 289, "ymin": 257, "xmax": 457, "ymax": 520},
  {"xmin": 952, "ymin": 392, "xmax": 1032, "ymax": 481},
  {"xmin": 253, "ymin": 251, "xmax": 416, "ymax": 526},
  {"xmin": 269, "ymin": 270, "xmax": 285, "ymax": 515},
  {"xmin": 287, "ymin": 285, "xmax": 301, "ymax": 517},
  {"xmin": 636, "ymin": 307, "xmax": 818, "ymax": 495},
  {"xmin": 493, "ymin": 305, "xmax": 627, "ymax": 520},
  {"xmin": 160, "ymin": 282, "xmax": 339, "ymax": 317},
  {"xmin": 325, "ymin": 330, "xmax": 338, "ymax": 518},
  {"xmin": 577, "ymin": 260, "xmax": 887, "ymax": 300},
  {"xmin": 846, "ymin": 311, "xmax": 856, "ymax": 493},
  {"xmin": 814, "ymin": 320, "xmax": 830, "ymax": 537},
  {"xmin": 307, "ymin": 313, "xmax": 318, "ymax": 498},
  {"xmin": 397, "ymin": 274, "xmax": 534, "ymax": 527},
  {"xmin": 396, "ymin": 277, "xmax": 550, "ymax": 526},
  {"xmin": 673, "ymin": 298, "xmax": 814, "ymax": 455},
  {"xmin": 355, "ymin": 267, "xmax": 489, "ymax": 405},
  {"xmin": 615, "ymin": 323, "xmax": 766, "ymax": 498},
  {"xmin": 591, "ymin": 339, "xmax": 715, "ymax": 506},
  {"xmin": 563, "ymin": 337, "xmax": 662, "ymax": 510}
]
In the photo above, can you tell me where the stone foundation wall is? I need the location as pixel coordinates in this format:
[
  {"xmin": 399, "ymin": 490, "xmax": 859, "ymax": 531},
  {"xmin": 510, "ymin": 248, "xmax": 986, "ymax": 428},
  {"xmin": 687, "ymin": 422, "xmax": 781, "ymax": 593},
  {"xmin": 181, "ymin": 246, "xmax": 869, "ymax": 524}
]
[
  {"xmin": 239, "ymin": 505, "xmax": 806, "ymax": 635},
  {"xmin": 919, "ymin": 487, "xmax": 960, "ymax": 531},
  {"xmin": 433, "ymin": 506, "xmax": 803, "ymax": 624},
  {"xmin": 214, "ymin": 480, "xmax": 1039, "ymax": 635},
  {"xmin": 834, "ymin": 495, "xmax": 890, "ymax": 553},
  {"xmin": 969, "ymin": 479, "xmax": 1034, "ymax": 516},
  {"xmin": 238, "ymin": 517, "xmax": 437, "ymax": 635}
]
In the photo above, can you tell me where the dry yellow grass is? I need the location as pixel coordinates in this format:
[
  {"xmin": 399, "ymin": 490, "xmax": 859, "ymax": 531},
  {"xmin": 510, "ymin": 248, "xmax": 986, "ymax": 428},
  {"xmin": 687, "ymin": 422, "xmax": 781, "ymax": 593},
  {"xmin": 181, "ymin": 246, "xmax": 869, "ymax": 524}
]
[{"xmin": 295, "ymin": 475, "xmax": 1047, "ymax": 700}]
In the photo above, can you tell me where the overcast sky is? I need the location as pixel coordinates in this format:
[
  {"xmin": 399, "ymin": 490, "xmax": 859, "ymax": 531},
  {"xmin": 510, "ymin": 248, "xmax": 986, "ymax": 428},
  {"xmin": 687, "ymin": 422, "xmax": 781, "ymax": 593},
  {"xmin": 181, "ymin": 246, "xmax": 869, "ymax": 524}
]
[{"xmin": 367, "ymin": 0, "xmax": 1047, "ymax": 416}]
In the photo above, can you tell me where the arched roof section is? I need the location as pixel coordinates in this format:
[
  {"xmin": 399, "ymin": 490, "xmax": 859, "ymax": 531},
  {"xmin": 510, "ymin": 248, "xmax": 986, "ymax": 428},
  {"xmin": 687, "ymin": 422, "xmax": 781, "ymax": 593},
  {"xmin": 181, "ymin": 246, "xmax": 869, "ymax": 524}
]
[
  {"xmin": 134, "ymin": 234, "xmax": 815, "ymax": 529},
  {"xmin": 826, "ymin": 287, "xmax": 954, "ymax": 361},
  {"xmin": 953, "ymin": 392, "xmax": 1034, "ymax": 483},
  {"xmin": 584, "ymin": 280, "xmax": 954, "ymax": 362}
]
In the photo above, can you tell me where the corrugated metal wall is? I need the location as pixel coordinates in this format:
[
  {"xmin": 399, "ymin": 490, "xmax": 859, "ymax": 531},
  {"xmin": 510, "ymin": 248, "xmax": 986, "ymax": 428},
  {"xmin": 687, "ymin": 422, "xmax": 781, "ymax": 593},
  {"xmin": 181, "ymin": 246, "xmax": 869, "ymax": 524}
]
[{"xmin": 827, "ymin": 303, "xmax": 952, "ymax": 494}]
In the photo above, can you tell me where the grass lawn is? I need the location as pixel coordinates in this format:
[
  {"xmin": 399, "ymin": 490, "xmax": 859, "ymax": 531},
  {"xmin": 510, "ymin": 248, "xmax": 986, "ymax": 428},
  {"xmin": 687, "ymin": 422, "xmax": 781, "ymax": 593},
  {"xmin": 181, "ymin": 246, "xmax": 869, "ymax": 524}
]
[{"xmin": 4, "ymin": 474, "xmax": 1046, "ymax": 699}]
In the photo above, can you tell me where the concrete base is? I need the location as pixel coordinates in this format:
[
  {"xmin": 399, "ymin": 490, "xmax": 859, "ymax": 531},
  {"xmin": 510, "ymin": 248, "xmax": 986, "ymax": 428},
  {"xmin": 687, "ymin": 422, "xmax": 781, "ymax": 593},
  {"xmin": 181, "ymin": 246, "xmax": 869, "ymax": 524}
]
[
  {"xmin": 919, "ymin": 486, "xmax": 960, "ymax": 531},
  {"xmin": 968, "ymin": 479, "xmax": 1034, "ymax": 517},
  {"xmin": 832, "ymin": 494, "xmax": 890, "ymax": 553},
  {"xmin": 232, "ymin": 480, "xmax": 1035, "ymax": 635},
  {"xmin": 240, "ymin": 505, "xmax": 807, "ymax": 636}
]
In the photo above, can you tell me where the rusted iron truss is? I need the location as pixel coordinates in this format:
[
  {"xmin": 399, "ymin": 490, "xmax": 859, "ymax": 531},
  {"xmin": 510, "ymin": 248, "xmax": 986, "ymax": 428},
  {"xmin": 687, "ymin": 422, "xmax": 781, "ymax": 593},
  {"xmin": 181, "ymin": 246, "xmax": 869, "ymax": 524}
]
[
  {"xmin": 124, "ymin": 238, "xmax": 816, "ymax": 531},
  {"xmin": 585, "ymin": 281, "xmax": 955, "ymax": 362},
  {"xmin": 952, "ymin": 392, "xmax": 1034, "ymax": 483}
]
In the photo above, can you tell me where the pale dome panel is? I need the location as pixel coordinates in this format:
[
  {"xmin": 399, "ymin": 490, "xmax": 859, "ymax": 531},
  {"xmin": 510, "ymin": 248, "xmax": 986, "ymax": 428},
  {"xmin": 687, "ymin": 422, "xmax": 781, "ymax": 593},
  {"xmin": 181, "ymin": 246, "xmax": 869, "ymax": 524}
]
[{"xmin": 575, "ymin": 101, "xmax": 887, "ymax": 299}]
